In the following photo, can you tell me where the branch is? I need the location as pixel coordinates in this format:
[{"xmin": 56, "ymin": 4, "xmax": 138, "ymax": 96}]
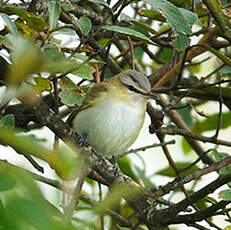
[
  {"xmin": 155, "ymin": 96, "xmax": 214, "ymax": 165},
  {"xmin": 149, "ymin": 156, "xmax": 231, "ymax": 199},
  {"xmin": 202, "ymin": 0, "xmax": 231, "ymax": 43},
  {"xmin": 148, "ymin": 173, "xmax": 231, "ymax": 225},
  {"xmin": 167, "ymin": 200, "xmax": 230, "ymax": 224},
  {"xmin": 156, "ymin": 125, "xmax": 231, "ymax": 147}
]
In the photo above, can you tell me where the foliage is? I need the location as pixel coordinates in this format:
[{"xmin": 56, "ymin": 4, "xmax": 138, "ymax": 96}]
[{"xmin": 0, "ymin": 0, "xmax": 231, "ymax": 230}]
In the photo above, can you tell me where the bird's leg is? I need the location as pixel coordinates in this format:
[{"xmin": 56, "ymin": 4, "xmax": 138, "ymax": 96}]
[
  {"xmin": 110, "ymin": 155, "xmax": 120, "ymax": 176},
  {"xmin": 79, "ymin": 133, "xmax": 88, "ymax": 146}
]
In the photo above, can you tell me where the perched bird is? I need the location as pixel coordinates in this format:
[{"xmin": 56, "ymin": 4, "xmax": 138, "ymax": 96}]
[{"xmin": 68, "ymin": 70, "xmax": 157, "ymax": 157}]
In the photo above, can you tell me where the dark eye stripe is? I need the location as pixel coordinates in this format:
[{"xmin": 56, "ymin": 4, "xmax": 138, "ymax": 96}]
[{"xmin": 128, "ymin": 85, "xmax": 144, "ymax": 94}]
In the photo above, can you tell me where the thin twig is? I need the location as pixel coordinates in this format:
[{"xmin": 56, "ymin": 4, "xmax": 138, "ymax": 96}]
[
  {"xmin": 148, "ymin": 156, "xmax": 231, "ymax": 199},
  {"xmin": 128, "ymin": 36, "xmax": 135, "ymax": 70},
  {"xmin": 214, "ymin": 74, "xmax": 223, "ymax": 138},
  {"xmin": 156, "ymin": 125, "xmax": 231, "ymax": 147},
  {"xmin": 117, "ymin": 140, "xmax": 175, "ymax": 158}
]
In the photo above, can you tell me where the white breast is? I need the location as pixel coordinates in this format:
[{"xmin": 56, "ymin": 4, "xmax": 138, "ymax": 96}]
[{"xmin": 73, "ymin": 95, "xmax": 146, "ymax": 157}]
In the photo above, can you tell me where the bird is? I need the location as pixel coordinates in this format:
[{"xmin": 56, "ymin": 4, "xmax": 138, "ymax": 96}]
[{"xmin": 67, "ymin": 70, "xmax": 157, "ymax": 158}]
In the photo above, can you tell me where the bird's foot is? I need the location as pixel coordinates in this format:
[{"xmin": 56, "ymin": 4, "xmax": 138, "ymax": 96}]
[
  {"xmin": 110, "ymin": 155, "xmax": 120, "ymax": 176},
  {"xmin": 79, "ymin": 133, "xmax": 88, "ymax": 146}
]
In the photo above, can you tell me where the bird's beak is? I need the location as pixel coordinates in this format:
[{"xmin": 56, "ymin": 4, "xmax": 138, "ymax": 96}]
[{"xmin": 144, "ymin": 91, "xmax": 159, "ymax": 100}]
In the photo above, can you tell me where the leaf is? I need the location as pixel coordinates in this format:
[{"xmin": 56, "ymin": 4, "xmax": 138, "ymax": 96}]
[
  {"xmin": 59, "ymin": 76, "xmax": 78, "ymax": 90},
  {"xmin": 89, "ymin": 0, "xmax": 110, "ymax": 7},
  {"xmin": 156, "ymin": 161, "xmax": 199, "ymax": 177},
  {"xmin": 181, "ymin": 137, "xmax": 192, "ymax": 154},
  {"xmin": 139, "ymin": 9, "xmax": 166, "ymax": 22},
  {"xmin": 0, "ymin": 168, "xmax": 16, "ymax": 191},
  {"xmin": 134, "ymin": 165, "xmax": 156, "ymax": 188},
  {"xmin": 102, "ymin": 25, "xmax": 154, "ymax": 44},
  {"xmin": 34, "ymin": 77, "xmax": 52, "ymax": 93},
  {"xmin": 179, "ymin": 8, "xmax": 198, "ymax": 27},
  {"xmin": 7, "ymin": 37, "xmax": 44, "ymax": 85},
  {"xmin": 0, "ymin": 6, "xmax": 46, "ymax": 32},
  {"xmin": 211, "ymin": 149, "xmax": 231, "ymax": 187},
  {"xmin": 0, "ymin": 13, "xmax": 19, "ymax": 37},
  {"xmin": 174, "ymin": 33, "xmax": 190, "ymax": 50},
  {"xmin": 59, "ymin": 89, "xmax": 84, "ymax": 107},
  {"xmin": 74, "ymin": 53, "xmax": 105, "ymax": 64},
  {"xmin": 43, "ymin": 48, "xmax": 79, "ymax": 74},
  {"xmin": 48, "ymin": 1, "xmax": 61, "ymax": 30},
  {"xmin": 0, "ymin": 129, "xmax": 78, "ymax": 180},
  {"xmin": 77, "ymin": 16, "xmax": 92, "ymax": 36},
  {"xmin": 177, "ymin": 102, "xmax": 193, "ymax": 127},
  {"xmin": 73, "ymin": 63, "xmax": 95, "ymax": 80},
  {"xmin": 95, "ymin": 184, "xmax": 139, "ymax": 215},
  {"xmin": 192, "ymin": 112, "xmax": 231, "ymax": 134},
  {"xmin": 120, "ymin": 13, "xmax": 157, "ymax": 34},
  {"xmin": 117, "ymin": 157, "xmax": 139, "ymax": 183},
  {"xmin": 143, "ymin": 0, "xmax": 194, "ymax": 35},
  {"xmin": 0, "ymin": 164, "xmax": 74, "ymax": 230},
  {"xmin": 0, "ymin": 114, "xmax": 15, "ymax": 130},
  {"xmin": 219, "ymin": 189, "xmax": 231, "ymax": 201}
]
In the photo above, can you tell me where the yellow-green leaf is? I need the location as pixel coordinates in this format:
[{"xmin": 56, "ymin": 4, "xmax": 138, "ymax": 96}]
[
  {"xmin": 34, "ymin": 77, "xmax": 52, "ymax": 93},
  {"xmin": 48, "ymin": 1, "xmax": 61, "ymax": 31},
  {"xmin": 7, "ymin": 38, "xmax": 44, "ymax": 85}
]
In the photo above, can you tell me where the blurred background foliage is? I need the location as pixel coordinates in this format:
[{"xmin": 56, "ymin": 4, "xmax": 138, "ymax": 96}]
[{"xmin": 0, "ymin": 0, "xmax": 231, "ymax": 230}]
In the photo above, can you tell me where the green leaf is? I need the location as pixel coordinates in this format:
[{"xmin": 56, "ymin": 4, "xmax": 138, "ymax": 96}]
[
  {"xmin": 0, "ymin": 168, "xmax": 16, "ymax": 191},
  {"xmin": 177, "ymin": 102, "xmax": 193, "ymax": 127},
  {"xmin": 59, "ymin": 76, "xmax": 83, "ymax": 108},
  {"xmin": 89, "ymin": 0, "xmax": 109, "ymax": 7},
  {"xmin": 120, "ymin": 13, "xmax": 157, "ymax": 34},
  {"xmin": 0, "ymin": 13, "xmax": 19, "ymax": 37},
  {"xmin": 156, "ymin": 161, "xmax": 199, "ymax": 177},
  {"xmin": 0, "ymin": 114, "xmax": 15, "ymax": 130},
  {"xmin": 48, "ymin": 1, "xmax": 61, "ymax": 31},
  {"xmin": 179, "ymin": 8, "xmax": 198, "ymax": 27},
  {"xmin": 77, "ymin": 16, "xmax": 92, "ymax": 36},
  {"xmin": 143, "ymin": 0, "xmax": 193, "ymax": 35},
  {"xmin": 211, "ymin": 149, "xmax": 231, "ymax": 187},
  {"xmin": 59, "ymin": 76, "xmax": 78, "ymax": 90},
  {"xmin": 0, "ymin": 6, "xmax": 46, "ymax": 32},
  {"xmin": 74, "ymin": 53, "xmax": 105, "ymax": 64},
  {"xmin": 0, "ymin": 164, "xmax": 74, "ymax": 230},
  {"xmin": 7, "ymin": 37, "xmax": 43, "ymax": 85},
  {"xmin": 59, "ymin": 89, "xmax": 84, "ymax": 107},
  {"xmin": 219, "ymin": 65, "xmax": 231, "ymax": 77},
  {"xmin": 95, "ymin": 184, "xmax": 139, "ymax": 215},
  {"xmin": 102, "ymin": 25, "xmax": 154, "ymax": 44},
  {"xmin": 34, "ymin": 77, "xmax": 52, "ymax": 93},
  {"xmin": 211, "ymin": 149, "xmax": 228, "ymax": 162},
  {"xmin": 73, "ymin": 63, "xmax": 95, "ymax": 80},
  {"xmin": 43, "ymin": 48, "xmax": 79, "ymax": 74},
  {"xmin": 134, "ymin": 165, "xmax": 156, "ymax": 188},
  {"xmin": 139, "ymin": 9, "xmax": 166, "ymax": 22},
  {"xmin": 192, "ymin": 112, "xmax": 231, "ymax": 134},
  {"xmin": 174, "ymin": 33, "xmax": 190, "ymax": 50},
  {"xmin": 0, "ymin": 129, "xmax": 78, "ymax": 180},
  {"xmin": 117, "ymin": 157, "xmax": 139, "ymax": 183},
  {"xmin": 181, "ymin": 137, "xmax": 192, "ymax": 154},
  {"xmin": 219, "ymin": 189, "xmax": 231, "ymax": 201}
]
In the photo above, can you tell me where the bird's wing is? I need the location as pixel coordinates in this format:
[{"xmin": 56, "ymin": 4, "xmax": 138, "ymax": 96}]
[
  {"xmin": 66, "ymin": 81, "xmax": 109, "ymax": 126},
  {"xmin": 79, "ymin": 81, "xmax": 109, "ymax": 111}
]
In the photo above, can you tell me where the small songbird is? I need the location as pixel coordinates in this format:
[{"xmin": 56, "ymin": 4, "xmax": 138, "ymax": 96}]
[{"xmin": 68, "ymin": 70, "xmax": 157, "ymax": 157}]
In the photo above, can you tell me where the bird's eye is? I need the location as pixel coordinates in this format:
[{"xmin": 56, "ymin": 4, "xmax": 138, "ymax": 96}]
[
  {"xmin": 128, "ymin": 85, "xmax": 135, "ymax": 91},
  {"xmin": 128, "ymin": 85, "xmax": 142, "ymax": 94}
]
